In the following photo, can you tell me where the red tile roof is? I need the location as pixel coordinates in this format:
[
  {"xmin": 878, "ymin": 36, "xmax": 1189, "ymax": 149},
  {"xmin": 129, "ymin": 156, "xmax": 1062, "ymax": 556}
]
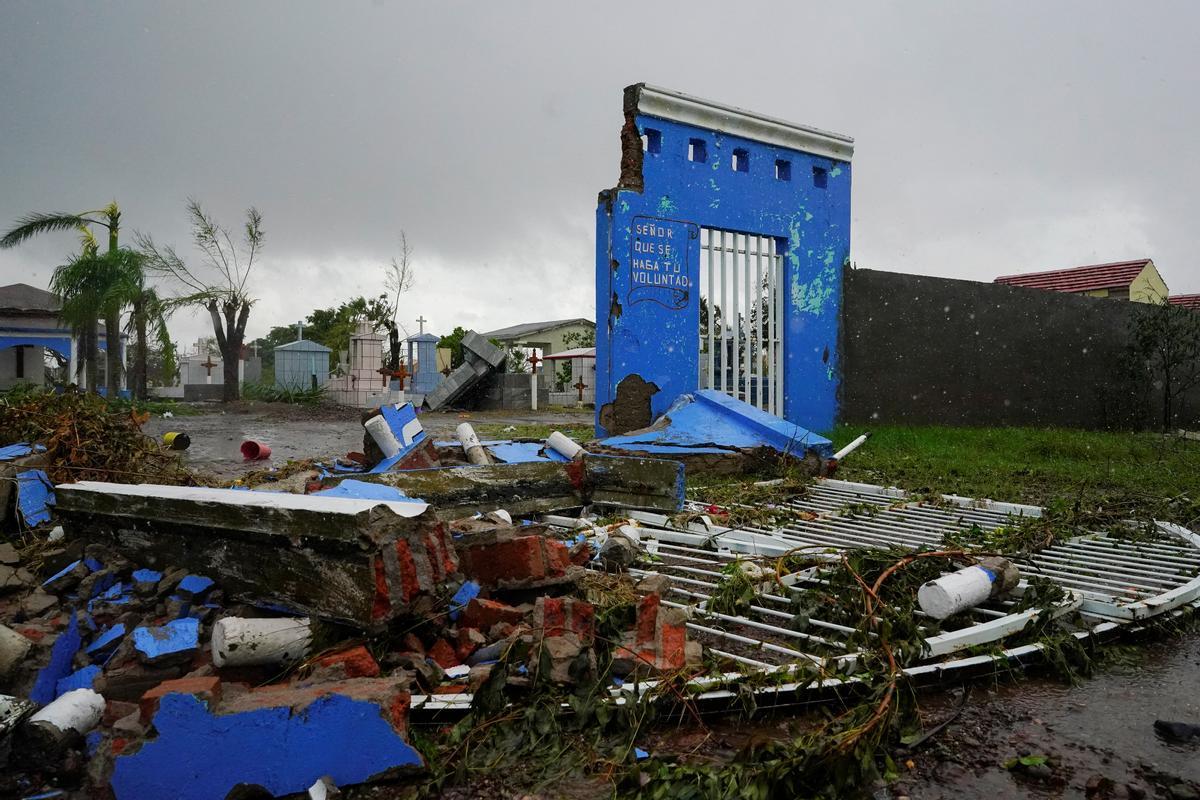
[
  {"xmin": 1169, "ymin": 294, "xmax": 1200, "ymax": 309},
  {"xmin": 994, "ymin": 259, "xmax": 1151, "ymax": 293}
]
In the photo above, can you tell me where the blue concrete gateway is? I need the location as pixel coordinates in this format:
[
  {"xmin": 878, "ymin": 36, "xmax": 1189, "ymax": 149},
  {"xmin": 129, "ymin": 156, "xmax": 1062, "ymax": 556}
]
[{"xmin": 595, "ymin": 84, "xmax": 853, "ymax": 436}]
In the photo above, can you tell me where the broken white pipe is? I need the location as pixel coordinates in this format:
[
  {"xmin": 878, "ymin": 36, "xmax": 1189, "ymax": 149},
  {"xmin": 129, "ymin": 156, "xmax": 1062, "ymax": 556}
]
[
  {"xmin": 456, "ymin": 422, "xmax": 492, "ymax": 466},
  {"xmin": 27, "ymin": 688, "xmax": 105, "ymax": 739},
  {"xmin": 364, "ymin": 414, "xmax": 402, "ymax": 459},
  {"xmin": 546, "ymin": 431, "xmax": 584, "ymax": 461},
  {"xmin": 211, "ymin": 616, "xmax": 313, "ymax": 667},
  {"xmin": 917, "ymin": 557, "xmax": 1020, "ymax": 620},
  {"xmin": 0, "ymin": 623, "xmax": 32, "ymax": 676},
  {"xmin": 832, "ymin": 432, "xmax": 872, "ymax": 462},
  {"xmin": 531, "ymin": 369, "xmax": 538, "ymax": 411}
]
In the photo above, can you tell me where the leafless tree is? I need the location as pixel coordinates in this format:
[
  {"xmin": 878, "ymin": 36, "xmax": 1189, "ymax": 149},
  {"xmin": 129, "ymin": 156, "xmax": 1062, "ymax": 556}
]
[
  {"xmin": 137, "ymin": 199, "xmax": 263, "ymax": 401},
  {"xmin": 382, "ymin": 231, "xmax": 415, "ymax": 369}
]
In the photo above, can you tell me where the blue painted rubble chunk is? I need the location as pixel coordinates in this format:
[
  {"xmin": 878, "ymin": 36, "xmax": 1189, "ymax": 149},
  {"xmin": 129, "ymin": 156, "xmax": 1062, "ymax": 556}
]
[
  {"xmin": 176, "ymin": 575, "xmax": 214, "ymax": 600},
  {"xmin": 83, "ymin": 557, "xmax": 104, "ymax": 573},
  {"xmin": 313, "ymin": 479, "xmax": 421, "ymax": 503},
  {"xmin": 486, "ymin": 441, "xmax": 571, "ymax": 464},
  {"xmin": 367, "ymin": 402, "xmax": 429, "ymax": 474},
  {"xmin": 132, "ymin": 568, "xmax": 163, "ymax": 585},
  {"xmin": 448, "ymin": 580, "xmax": 480, "ymax": 620},
  {"xmin": 109, "ymin": 692, "xmax": 424, "ymax": 800},
  {"xmin": 42, "ymin": 559, "xmax": 82, "ymax": 589},
  {"xmin": 55, "ymin": 664, "xmax": 101, "ymax": 697},
  {"xmin": 169, "ymin": 595, "xmax": 192, "ymax": 618},
  {"xmin": 89, "ymin": 571, "xmax": 119, "ymax": 599},
  {"xmin": 635, "ymin": 747, "xmax": 649, "ymax": 760},
  {"xmin": 598, "ymin": 390, "xmax": 833, "ymax": 458},
  {"xmin": 0, "ymin": 442, "xmax": 45, "ymax": 461},
  {"xmin": 87, "ymin": 623, "xmax": 126, "ymax": 662},
  {"xmin": 86, "ymin": 729, "xmax": 103, "ymax": 756},
  {"xmin": 16, "ymin": 469, "xmax": 55, "ymax": 527},
  {"xmin": 132, "ymin": 618, "xmax": 199, "ymax": 662},
  {"xmin": 30, "ymin": 613, "xmax": 81, "ymax": 704}
]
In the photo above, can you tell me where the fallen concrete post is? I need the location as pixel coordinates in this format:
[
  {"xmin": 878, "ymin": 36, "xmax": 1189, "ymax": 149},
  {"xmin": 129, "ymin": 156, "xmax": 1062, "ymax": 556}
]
[
  {"xmin": 918, "ymin": 557, "xmax": 1020, "ymax": 620},
  {"xmin": 321, "ymin": 454, "xmax": 685, "ymax": 517},
  {"xmin": 212, "ymin": 616, "xmax": 313, "ymax": 667},
  {"xmin": 456, "ymin": 423, "xmax": 493, "ymax": 466},
  {"xmin": 546, "ymin": 431, "xmax": 584, "ymax": 461},
  {"xmin": 53, "ymin": 483, "xmax": 460, "ymax": 630},
  {"xmin": 22, "ymin": 687, "xmax": 105, "ymax": 752},
  {"xmin": 424, "ymin": 331, "xmax": 505, "ymax": 411}
]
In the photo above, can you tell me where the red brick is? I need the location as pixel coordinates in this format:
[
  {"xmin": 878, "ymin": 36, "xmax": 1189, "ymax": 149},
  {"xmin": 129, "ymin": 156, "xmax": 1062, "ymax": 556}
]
[
  {"xmin": 401, "ymin": 633, "xmax": 426, "ymax": 656},
  {"xmin": 533, "ymin": 596, "xmax": 594, "ymax": 644},
  {"xmin": 314, "ymin": 645, "xmax": 380, "ymax": 678},
  {"xmin": 460, "ymin": 598, "xmax": 524, "ymax": 631},
  {"xmin": 568, "ymin": 541, "xmax": 592, "ymax": 566},
  {"xmin": 635, "ymin": 594, "xmax": 659, "ymax": 647},
  {"xmin": 544, "ymin": 540, "xmax": 571, "ymax": 574},
  {"xmin": 462, "ymin": 536, "xmax": 572, "ymax": 587},
  {"xmin": 428, "ymin": 638, "xmax": 460, "ymax": 670},
  {"xmin": 456, "ymin": 627, "xmax": 486, "ymax": 660},
  {"xmin": 140, "ymin": 675, "xmax": 222, "ymax": 723},
  {"xmin": 231, "ymin": 678, "xmax": 411, "ymax": 736},
  {"xmin": 103, "ymin": 699, "xmax": 139, "ymax": 728}
]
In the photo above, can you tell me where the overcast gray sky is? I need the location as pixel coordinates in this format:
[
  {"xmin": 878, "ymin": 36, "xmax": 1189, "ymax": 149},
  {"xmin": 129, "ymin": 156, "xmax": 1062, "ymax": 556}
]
[{"xmin": 2, "ymin": 1, "xmax": 1197, "ymax": 349}]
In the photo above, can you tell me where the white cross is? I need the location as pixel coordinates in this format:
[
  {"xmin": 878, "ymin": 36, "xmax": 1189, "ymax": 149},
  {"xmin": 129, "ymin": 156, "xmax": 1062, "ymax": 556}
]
[{"xmin": 416, "ymin": 315, "xmax": 427, "ymax": 334}]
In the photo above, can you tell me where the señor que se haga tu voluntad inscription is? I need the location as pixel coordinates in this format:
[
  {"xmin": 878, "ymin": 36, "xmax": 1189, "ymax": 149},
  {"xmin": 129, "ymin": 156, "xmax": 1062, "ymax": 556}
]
[{"xmin": 628, "ymin": 216, "xmax": 698, "ymax": 311}]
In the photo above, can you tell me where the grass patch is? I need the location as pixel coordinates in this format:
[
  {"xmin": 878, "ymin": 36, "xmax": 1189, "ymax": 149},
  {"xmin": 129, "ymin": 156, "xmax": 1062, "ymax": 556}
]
[
  {"xmin": 109, "ymin": 397, "xmax": 203, "ymax": 417},
  {"xmin": 828, "ymin": 424, "xmax": 1200, "ymax": 525},
  {"xmin": 474, "ymin": 422, "xmax": 594, "ymax": 442},
  {"xmin": 242, "ymin": 381, "xmax": 326, "ymax": 405}
]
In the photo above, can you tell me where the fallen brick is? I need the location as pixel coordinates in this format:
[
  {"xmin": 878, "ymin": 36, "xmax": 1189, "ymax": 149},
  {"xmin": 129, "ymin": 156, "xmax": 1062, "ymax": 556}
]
[
  {"xmin": 314, "ymin": 645, "xmax": 380, "ymax": 679},
  {"xmin": 460, "ymin": 535, "xmax": 576, "ymax": 589},
  {"xmin": 132, "ymin": 618, "xmax": 199, "ymax": 666},
  {"xmin": 533, "ymin": 596, "xmax": 594, "ymax": 644},
  {"xmin": 428, "ymin": 639, "xmax": 460, "ymax": 670},
  {"xmin": 613, "ymin": 593, "xmax": 701, "ymax": 677},
  {"xmin": 459, "ymin": 598, "xmax": 525, "ymax": 631},
  {"xmin": 110, "ymin": 678, "xmax": 422, "ymax": 800},
  {"xmin": 103, "ymin": 700, "xmax": 140, "ymax": 728}
]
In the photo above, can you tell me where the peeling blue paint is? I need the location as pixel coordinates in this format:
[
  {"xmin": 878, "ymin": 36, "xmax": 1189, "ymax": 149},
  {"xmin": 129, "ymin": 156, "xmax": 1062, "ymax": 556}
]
[
  {"xmin": 31, "ymin": 613, "xmax": 80, "ymax": 704},
  {"xmin": 110, "ymin": 692, "xmax": 423, "ymax": 800}
]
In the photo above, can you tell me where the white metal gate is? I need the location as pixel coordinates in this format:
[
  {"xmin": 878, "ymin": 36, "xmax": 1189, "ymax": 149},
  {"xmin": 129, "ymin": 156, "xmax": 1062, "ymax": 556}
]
[{"xmin": 699, "ymin": 228, "xmax": 784, "ymax": 416}]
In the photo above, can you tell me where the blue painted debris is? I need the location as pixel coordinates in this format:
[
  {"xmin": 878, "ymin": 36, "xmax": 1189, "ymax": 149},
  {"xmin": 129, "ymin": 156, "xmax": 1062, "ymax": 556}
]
[
  {"xmin": 486, "ymin": 441, "xmax": 570, "ymax": 464},
  {"xmin": 30, "ymin": 613, "xmax": 81, "ymax": 705},
  {"xmin": 635, "ymin": 747, "xmax": 649, "ymax": 761},
  {"xmin": 448, "ymin": 580, "xmax": 480, "ymax": 621},
  {"xmin": 83, "ymin": 557, "xmax": 104, "ymax": 573},
  {"xmin": 88, "ymin": 571, "xmax": 119, "ymax": 599},
  {"xmin": 132, "ymin": 568, "xmax": 162, "ymax": 584},
  {"xmin": 313, "ymin": 479, "xmax": 422, "ymax": 503},
  {"xmin": 599, "ymin": 390, "xmax": 833, "ymax": 458},
  {"xmin": 176, "ymin": 575, "xmax": 214, "ymax": 600},
  {"xmin": 0, "ymin": 442, "xmax": 45, "ymax": 461},
  {"xmin": 368, "ymin": 402, "xmax": 429, "ymax": 473},
  {"xmin": 86, "ymin": 729, "xmax": 103, "ymax": 756},
  {"xmin": 42, "ymin": 559, "xmax": 82, "ymax": 590},
  {"xmin": 132, "ymin": 618, "xmax": 200, "ymax": 664},
  {"xmin": 109, "ymin": 691, "xmax": 424, "ymax": 800},
  {"xmin": 55, "ymin": 664, "xmax": 101, "ymax": 697},
  {"xmin": 87, "ymin": 623, "xmax": 126, "ymax": 663},
  {"xmin": 16, "ymin": 469, "xmax": 54, "ymax": 527},
  {"xmin": 87, "ymin": 582, "xmax": 132, "ymax": 612}
]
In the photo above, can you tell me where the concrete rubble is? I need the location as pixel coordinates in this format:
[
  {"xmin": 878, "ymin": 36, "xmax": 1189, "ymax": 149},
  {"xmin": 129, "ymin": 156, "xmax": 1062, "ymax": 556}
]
[{"xmin": 0, "ymin": 403, "xmax": 712, "ymax": 799}]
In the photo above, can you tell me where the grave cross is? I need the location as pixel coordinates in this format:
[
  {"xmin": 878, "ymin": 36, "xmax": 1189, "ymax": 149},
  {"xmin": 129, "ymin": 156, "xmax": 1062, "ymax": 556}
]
[
  {"xmin": 416, "ymin": 315, "xmax": 427, "ymax": 334},
  {"xmin": 574, "ymin": 378, "xmax": 589, "ymax": 403},
  {"xmin": 200, "ymin": 356, "xmax": 218, "ymax": 376},
  {"xmin": 527, "ymin": 350, "xmax": 541, "ymax": 372}
]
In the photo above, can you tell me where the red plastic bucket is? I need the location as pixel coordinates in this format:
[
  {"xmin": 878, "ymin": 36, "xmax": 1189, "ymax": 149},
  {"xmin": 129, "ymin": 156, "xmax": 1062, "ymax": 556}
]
[{"xmin": 240, "ymin": 440, "xmax": 271, "ymax": 460}]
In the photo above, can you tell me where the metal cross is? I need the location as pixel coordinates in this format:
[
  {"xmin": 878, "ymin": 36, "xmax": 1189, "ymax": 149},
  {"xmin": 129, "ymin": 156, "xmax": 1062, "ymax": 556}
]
[
  {"xmin": 200, "ymin": 357, "xmax": 218, "ymax": 376},
  {"xmin": 416, "ymin": 316, "xmax": 427, "ymax": 334},
  {"xmin": 527, "ymin": 349, "xmax": 541, "ymax": 371},
  {"xmin": 574, "ymin": 378, "xmax": 588, "ymax": 402}
]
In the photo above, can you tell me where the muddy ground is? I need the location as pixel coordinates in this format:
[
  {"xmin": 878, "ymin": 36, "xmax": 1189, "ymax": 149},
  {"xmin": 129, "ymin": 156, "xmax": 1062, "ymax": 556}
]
[{"xmin": 140, "ymin": 403, "xmax": 594, "ymax": 479}]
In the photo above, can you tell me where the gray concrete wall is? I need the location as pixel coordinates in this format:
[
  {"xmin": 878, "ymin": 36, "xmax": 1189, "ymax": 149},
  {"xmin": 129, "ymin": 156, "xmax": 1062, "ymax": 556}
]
[
  {"xmin": 467, "ymin": 372, "xmax": 550, "ymax": 411},
  {"xmin": 839, "ymin": 268, "xmax": 1200, "ymax": 430}
]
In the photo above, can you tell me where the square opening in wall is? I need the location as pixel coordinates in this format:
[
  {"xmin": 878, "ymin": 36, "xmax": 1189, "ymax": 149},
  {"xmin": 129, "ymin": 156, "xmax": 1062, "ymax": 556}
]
[
  {"xmin": 812, "ymin": 166, "xmax": 828, "ymax": 188},
  {"xmin": 642, "ymin": 128, "xmax": 662, "ymax": 154},
  {"xmin": 775, "ymin": 159, "xmax": 791, "ymax": 181},
  {"xmin": 688, "ymin": 138, "xmax": 707, "ymax": 163},
  {"xmin": 732, "ymin": 149, "xmax": 749, "ymax": 172}
]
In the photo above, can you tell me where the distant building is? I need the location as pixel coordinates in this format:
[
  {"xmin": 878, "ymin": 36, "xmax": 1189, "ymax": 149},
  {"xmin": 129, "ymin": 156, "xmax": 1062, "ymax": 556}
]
[
  {"xmin": 0, "ymin": 282, "xmax": 125, "ymax": 391},
  {"xmin": 994, "ymin": 259, "xmax": 1168, "ymax": 303},
  {"xmin": 274, "ymin": 338, "xmax": 331, "ymax": 391},
  {"xmin": 1168, "ymin": 294, "xmax": 1200, "ymax": 310},
  {"xmin": 481, "ymin": 318, "xmax": 594, "ymax": 358},
  {"xmin": 545, "ymin": 346, "xmax": 596, "ymax": 406}
]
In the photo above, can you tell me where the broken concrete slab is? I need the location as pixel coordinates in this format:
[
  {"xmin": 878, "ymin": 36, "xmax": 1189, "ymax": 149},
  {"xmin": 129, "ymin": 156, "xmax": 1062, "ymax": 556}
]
[
  {"xmin": 362, "ymin": 402, "xmax": 441, "ymax": 473},
  {"xmin": 132, "ymin": 618, "xmax": 200, "ymax": 666},
  {"xmin": 109, "ymin": 678, "xmax": 423, "ymax": 800},
  {"xmin": 323, "ymin": 453, "xmax": 685, "ymax": 518},
  {"xmin": 595, "ymin": 390, "xmax": 834, "ymax": 473},
  {"xmin": 53, "ymin": 483, "xmax": 459, "ymax": 630},
  {"xmin": 16, "ymin": 468, "xmax": 55, "ymax": 527},
  {"xmin": 0, "ymin": 443, "xmax": 47, "ymax": 527}
]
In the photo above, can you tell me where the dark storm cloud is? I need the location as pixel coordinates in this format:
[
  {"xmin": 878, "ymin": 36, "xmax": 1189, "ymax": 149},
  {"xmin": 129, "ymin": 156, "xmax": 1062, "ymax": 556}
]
[{"xmin": 2, "ymin": 1, "xmax": 1197, "ymax": 344}]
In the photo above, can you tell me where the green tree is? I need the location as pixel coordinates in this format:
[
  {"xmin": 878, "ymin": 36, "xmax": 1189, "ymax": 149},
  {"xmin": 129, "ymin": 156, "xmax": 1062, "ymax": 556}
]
[
  {"xmin": 1129, "ymin": 298, "xmax": 1200, "ymax": 432},
  {"xmin": 438, "ymin": 326, "xmax": 469, "ymax": 369},
  {"xmin": 139, "ymin": 200, "xmax": 263, "ymax": 402},
  {"xmin": 1, "ymin": 202, "xmax": 128, "ymax": 394},
  {"xmin": 108, "ymin": 260, "xmax": 175, "ymax": 399}
]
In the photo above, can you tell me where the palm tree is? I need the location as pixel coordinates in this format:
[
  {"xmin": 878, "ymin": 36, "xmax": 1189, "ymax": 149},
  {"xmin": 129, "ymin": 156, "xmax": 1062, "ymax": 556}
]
[
  {"xmin": 106, "ymin": 254, "xmax": 175, "ymax": 399},
  {"xmin": 49, "ymin": 237, "xmax": 104, "ymax": 390},
  {"xmin": 1, "ymin": 202, "xmax": 125, "ymax": 394}
]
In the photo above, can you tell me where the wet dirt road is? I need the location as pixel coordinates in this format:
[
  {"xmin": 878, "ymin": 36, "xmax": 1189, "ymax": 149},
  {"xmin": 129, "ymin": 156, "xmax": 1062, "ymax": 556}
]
[{"xmin": 141, "ymin": 404, "xmax": 593, "ymax": 479}]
